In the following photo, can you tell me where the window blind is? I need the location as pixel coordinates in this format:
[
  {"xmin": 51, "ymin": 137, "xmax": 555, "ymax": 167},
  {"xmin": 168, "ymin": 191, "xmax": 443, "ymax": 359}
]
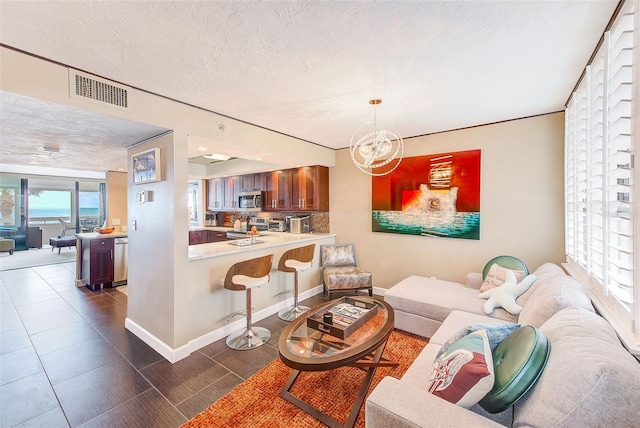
[{"xmin": 565, "ymin": 1, "xmax": 637, "ymax": 344}]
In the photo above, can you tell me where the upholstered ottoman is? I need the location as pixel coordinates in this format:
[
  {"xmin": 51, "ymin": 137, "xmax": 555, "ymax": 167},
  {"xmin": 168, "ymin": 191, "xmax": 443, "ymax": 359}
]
[
  {"xmin": 49, "ymin": 236, "xmax": 76, "ymax": 254},
  {"xmin": 0, "ymin": 238, "xmax": 15, "ymax": 255}
]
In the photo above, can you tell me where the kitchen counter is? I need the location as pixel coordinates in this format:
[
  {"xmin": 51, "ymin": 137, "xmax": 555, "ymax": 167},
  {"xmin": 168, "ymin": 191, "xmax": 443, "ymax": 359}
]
[
  {"xmin": 188, "ymin": 232, "xmax": 335, "ymax": 260},
  {"xmin": 76, "ymin": 231, "xmax": 128, "ymax": 239}
]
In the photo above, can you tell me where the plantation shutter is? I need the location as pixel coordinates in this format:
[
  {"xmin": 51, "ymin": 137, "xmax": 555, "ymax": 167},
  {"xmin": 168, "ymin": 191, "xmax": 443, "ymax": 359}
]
[
  {"xmin": 565, "ymin": 1, "xmax": 637, "ymax": 324},
  {"xmin": 605, "ymin": 8, "xmax": 634, "ymax": 305}
]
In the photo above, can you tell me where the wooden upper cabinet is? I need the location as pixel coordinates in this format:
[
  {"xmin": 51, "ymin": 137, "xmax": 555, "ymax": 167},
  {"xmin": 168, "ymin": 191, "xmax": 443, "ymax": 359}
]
[
  {"xmin": 208, "ymin": 166, "xmax": 328, "ymax": 212},
  {"xmin": 207, "ymin": 178, "xmax": 225, "ymax": 211},
  {"xmin": 263, "ymin": 166, "xmax": 328, "ymax": 212},
  {"xmin": 223, "ymin": 176, "xmax": 240, "ymax": 210},
  {"xmin": 296, "ymin": 166, "xmax": 329, "ymax": 211},
  {"xmin": 263, "ymin": 170, "xmax": 290, "ymax": 211},
  {"xmin": 240, "ymin": 174, "xmax": 261, "ymax": 192}
]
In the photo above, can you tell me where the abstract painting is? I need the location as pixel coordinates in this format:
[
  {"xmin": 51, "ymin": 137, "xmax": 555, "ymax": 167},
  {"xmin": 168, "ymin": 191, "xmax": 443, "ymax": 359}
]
[{"xmin": 372, "ymin": 149, "xmax": 481, "ymax": 239}]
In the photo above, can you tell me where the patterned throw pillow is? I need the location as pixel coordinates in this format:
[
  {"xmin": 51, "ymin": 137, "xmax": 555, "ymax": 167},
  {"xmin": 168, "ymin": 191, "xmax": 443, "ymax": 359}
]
[
  {"xmin": 427, "ymin": 330, "xmax": 495, "ymax": 409},
  {"xmin": 480, "ymin": 263, "xmax": 525, "ymax": 292},
  {"xmin": 435, "ymin": 323, "xmax": 521, "ymax": 359}
]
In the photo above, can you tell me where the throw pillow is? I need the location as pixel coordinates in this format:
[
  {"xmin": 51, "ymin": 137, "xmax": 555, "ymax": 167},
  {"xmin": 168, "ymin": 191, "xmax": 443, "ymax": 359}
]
[
  {"xmin": 480, "ymin": 263, "xmax": 525, "ymax": 292},
  {"xmin": 427, "ymin": 330, "xmax": 495, "ymax": 409},
  {"xmin": 435, "ymin": 323, "xmax": 521, "ymax": 359},
  {"xmin": 479, "ymin": 271, "xmax": 537, "ymax": 315}
]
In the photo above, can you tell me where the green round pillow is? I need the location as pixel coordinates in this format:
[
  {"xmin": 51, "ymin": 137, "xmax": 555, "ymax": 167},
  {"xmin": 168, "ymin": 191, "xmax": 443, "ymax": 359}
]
[
  {"xmin": 478, "ymin": 325, "xmax": 550, "ymax": 413},
  {"xmin": 482, "ymin": 255, "xmax": 529, "ymax": 280}
]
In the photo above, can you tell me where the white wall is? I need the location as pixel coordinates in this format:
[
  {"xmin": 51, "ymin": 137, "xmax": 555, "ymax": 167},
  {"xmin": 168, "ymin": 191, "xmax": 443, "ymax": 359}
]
[
  {"xmin": 330, "ymin": 112, "xmax": 566, "ymax": 287},
  {"xmin": 127, "ymin": 133, "xmax": 178, "ymax": 347},
  {"xmin": 106, "ymin": 171, "xmax": 127, "ymax": 231}
]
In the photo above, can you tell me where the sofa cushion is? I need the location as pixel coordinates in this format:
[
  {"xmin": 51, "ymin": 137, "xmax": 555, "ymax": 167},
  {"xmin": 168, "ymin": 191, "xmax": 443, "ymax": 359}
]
[
  {"xmin": 514, "ymin": 307, "xmax": 640, "ymax": 427},
  {"xmin": 479, "ymin": 326, "xmax": 550, "ymax": 414},
  {"xmin": 385, "ymin": 276, "xmax": 516, "ymax": 328},
  {"xmin": 517, "ymin": 274, "xmax": 594, "ymax": 327},
  {"xmin": 517, "ymin": 262, "xmax": 566, "ymax": 307},
  {"xmin": 427, "ymin": 330, "xmax": 495, "ymax": 409}
]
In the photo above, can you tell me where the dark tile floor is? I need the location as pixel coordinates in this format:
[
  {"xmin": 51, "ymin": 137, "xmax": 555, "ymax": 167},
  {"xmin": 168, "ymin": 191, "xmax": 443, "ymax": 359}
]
[{"xmin": 0, "ymin": 261, "xmax": 329, "ymax": 427}]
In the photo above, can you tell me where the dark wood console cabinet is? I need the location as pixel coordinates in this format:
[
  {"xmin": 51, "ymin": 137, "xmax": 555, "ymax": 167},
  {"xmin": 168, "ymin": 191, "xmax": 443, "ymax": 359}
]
[{"xmin": 81, "ymin": 237, "xmax": 114, "ymax": 291}]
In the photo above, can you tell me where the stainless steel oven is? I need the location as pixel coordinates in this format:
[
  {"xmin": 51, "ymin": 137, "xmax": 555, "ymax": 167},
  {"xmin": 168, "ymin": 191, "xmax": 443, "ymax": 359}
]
[{"xmin": 238, "ymin": 191, "xmax": 263, "ymax": 212}]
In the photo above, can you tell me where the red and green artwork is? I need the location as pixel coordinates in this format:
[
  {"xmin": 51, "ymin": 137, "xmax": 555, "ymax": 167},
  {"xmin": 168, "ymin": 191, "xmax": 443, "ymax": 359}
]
[{"xmin": 372, "ymin": 149, "xmax": 481, "ymax": 240}]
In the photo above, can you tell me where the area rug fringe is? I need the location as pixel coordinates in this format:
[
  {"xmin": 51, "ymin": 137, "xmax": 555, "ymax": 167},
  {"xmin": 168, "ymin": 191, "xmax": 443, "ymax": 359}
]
[{"xmin": 182, "ymin": 329, "xmax": 427, "ymax": 428}]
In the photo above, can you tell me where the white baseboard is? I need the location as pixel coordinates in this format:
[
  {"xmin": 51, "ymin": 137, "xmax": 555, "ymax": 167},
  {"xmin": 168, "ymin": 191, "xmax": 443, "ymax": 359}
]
[{"xmin": 125, "ymin": 284, "xmax": 324, "ymax": 363}]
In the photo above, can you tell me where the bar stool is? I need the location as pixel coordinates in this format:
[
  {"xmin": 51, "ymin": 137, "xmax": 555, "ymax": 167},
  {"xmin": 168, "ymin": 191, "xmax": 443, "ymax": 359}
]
[
  {"xmin": 277, "ymin": 244, "xmax": 315, "ymax": 321},
  {"xmin": 224, "ymin": 254, "xmax": 274, "ymax": 350}
]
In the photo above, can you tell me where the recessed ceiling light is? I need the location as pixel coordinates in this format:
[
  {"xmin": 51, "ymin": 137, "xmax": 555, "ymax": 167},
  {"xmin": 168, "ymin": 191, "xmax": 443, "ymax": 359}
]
[
  {"xmin": 256, "ymin": 157, "xmax": 263, "ymax": 161},
  {"xmin": 117, "ymin": 168, "xmax": 125, "ymax": 171},
  {"xmin": 202, "ymin": 153, "xmax": 231, "ymax": 161},
  {"xmin": 197, "ymin": 147, "xmax": 207, "ymax": 151}
]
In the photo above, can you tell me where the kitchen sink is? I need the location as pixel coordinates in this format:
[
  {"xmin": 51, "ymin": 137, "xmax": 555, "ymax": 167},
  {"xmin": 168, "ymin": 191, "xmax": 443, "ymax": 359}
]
[{"xmin": 228, "ymin": 239, "xmax": 265, "ymax": 247}]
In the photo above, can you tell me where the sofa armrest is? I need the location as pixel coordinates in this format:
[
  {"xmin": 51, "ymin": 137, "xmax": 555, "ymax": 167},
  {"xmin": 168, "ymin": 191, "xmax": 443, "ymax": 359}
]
[
  {"xmin": 366, "ymin": 377, "xmax": 503, "ymax": 428},
  {"xmin": 466, "ymin": 272, "xmax": 483, "ymax": 289}
]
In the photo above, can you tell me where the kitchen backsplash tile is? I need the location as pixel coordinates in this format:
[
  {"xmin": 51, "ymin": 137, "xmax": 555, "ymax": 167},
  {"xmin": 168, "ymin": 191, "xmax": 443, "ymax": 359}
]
[{"xmin": 211, "ymin": 211, "xmax": 329, "ymax": 233}]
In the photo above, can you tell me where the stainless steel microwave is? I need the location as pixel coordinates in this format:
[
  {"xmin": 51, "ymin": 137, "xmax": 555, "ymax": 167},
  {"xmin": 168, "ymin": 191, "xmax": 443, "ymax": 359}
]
[{"xmin": 238, "ymin": 191, "xmax": 263, "ymax": 211}]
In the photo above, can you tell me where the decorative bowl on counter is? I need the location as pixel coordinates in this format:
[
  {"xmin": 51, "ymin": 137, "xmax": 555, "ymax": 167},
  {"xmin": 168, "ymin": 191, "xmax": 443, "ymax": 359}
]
[{"xmin": 95, "ymin": 227, "xmax": 115, "ymax": 234}]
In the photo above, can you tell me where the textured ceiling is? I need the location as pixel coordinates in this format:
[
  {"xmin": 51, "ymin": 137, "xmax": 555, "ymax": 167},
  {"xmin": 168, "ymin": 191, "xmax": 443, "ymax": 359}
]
[
  {"xmin": 0, "ymin": 91, "xmax": 168, "ymax": 173},
  {"xmin": 0, "ymin": 1, "xmax": 619, "ymax": 173}
]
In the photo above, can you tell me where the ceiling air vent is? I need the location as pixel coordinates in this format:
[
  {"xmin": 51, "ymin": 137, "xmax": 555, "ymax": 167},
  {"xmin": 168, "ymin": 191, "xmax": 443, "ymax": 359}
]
[{"xmin": 68, "ymin": 69, "xmax": 130, "ymax": 110}]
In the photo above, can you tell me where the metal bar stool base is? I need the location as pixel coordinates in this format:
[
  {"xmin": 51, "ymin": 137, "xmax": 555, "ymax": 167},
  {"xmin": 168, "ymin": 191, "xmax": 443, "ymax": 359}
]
[
  {"xmin": 278, "ymin": 305, "xmax": 310, "ymax": 321},
  {"xmin": 226, "ymin": 327, "xmax": 271, "ymax": 350}
]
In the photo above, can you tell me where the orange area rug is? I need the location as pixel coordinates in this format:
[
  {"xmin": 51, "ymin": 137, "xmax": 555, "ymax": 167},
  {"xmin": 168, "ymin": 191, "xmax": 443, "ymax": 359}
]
[{"xmin": 182, "ymin": 330, "xmax": 427, "ymax": 428}]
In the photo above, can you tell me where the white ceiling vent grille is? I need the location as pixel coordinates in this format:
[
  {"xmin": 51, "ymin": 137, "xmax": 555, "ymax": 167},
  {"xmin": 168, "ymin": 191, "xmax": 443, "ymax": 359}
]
[{"xmin": 68, "ymin": 69, "xmax": 130, "ymax": 110}]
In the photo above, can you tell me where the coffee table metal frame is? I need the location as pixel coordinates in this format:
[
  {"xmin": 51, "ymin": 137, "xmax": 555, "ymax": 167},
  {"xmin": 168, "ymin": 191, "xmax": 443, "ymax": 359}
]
[{"xmin": 278, "ymin": 296, "xmax": 396, "ymax": 428}]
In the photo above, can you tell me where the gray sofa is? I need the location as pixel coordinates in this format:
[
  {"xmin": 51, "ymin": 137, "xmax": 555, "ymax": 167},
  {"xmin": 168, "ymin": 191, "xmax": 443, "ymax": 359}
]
[{"xmin": 366, "ymin": 263, "xmax": 640, "ymax": 427}]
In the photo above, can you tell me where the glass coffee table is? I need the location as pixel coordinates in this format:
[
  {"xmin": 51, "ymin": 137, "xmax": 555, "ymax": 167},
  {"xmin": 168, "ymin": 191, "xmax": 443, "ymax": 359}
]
[{"xmin": 278, "ymin": 296, "xmax": 396, "ymax": 428}]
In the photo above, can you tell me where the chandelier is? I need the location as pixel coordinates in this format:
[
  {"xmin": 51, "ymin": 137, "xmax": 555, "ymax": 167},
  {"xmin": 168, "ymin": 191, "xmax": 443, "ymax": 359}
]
[{"xmin": 349, "ymin": 98, "xmax": 404, "ymax": 176}]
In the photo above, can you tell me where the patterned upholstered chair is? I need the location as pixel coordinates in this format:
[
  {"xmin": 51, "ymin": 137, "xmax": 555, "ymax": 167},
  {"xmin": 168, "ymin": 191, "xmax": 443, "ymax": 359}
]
[{"xmin": 320, "ymin": 244, "xmax": 372, "ymax": 299}]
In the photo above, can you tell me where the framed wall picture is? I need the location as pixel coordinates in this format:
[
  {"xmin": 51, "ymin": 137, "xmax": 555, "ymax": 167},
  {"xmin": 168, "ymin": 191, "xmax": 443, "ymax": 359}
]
[
  {"xmin": 133, "ymin": 148, "xmax": 161, "ymax": 184},
  {"xmin": 372, "ymin": 149, "xmax": 481, "ymax": 240}
]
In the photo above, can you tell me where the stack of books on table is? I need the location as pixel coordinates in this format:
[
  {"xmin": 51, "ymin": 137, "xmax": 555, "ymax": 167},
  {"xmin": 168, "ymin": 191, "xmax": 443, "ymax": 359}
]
[
  {"xmin": 307, "ymin": 297, "xmax": 378, "ymax": 339},
  {"xmin": 329, "ymin": 303, "xmax": 370, "ymax": 326}
]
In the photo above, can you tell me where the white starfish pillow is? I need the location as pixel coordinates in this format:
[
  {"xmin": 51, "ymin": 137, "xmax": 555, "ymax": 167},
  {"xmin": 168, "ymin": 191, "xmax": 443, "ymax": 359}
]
[{"xmin": 478, "ymin": 270, "xmax": 536, "ymax": 315}]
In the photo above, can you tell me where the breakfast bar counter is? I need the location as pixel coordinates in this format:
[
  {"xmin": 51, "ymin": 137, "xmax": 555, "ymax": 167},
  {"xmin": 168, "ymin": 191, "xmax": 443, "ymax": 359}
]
[
  {"xmin": 188, "ymin": 232, "xmax": 335, "ymax": 260},
  {"xmin": 181, "ymin": 232, "xmax": 337, "ymax": 354}
]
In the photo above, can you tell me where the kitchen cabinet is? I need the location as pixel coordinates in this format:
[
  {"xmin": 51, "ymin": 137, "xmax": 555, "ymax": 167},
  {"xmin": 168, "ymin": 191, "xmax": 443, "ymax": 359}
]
[
  {"xmin": 223, "ymin": 176, "xmax": 240, "ymax": 210},
  {"xmin": 189, "ymin": 230, "xmax": 227, "ymax": 245},
  {"xmin": 291, "ymin": 166, "xmax": 329, "ymax": 211},
  {"xmin": 263, "ymin": 170, "xmax": 290, "ymax": 211},
  {"xmin": 81, "ymin": 237, "xmax": 114, "ymax": 291},
  {"xmin": 240, "ymin": 174, "xmax": 262, "ymax": 191},
  {"xmin": 208, "ymin": 231, "xmax": 228, "ymax": 242},
  {"xmin": 207, "ymin": 178, "xmax": 225, "ymax": 211},
  {"xmin": 264, "ymin": 166, "xmax": 329, "ymax": 212},
  {"xmin": 189, "ymin": 230, "xmax": 207, "ymax": 245}
]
